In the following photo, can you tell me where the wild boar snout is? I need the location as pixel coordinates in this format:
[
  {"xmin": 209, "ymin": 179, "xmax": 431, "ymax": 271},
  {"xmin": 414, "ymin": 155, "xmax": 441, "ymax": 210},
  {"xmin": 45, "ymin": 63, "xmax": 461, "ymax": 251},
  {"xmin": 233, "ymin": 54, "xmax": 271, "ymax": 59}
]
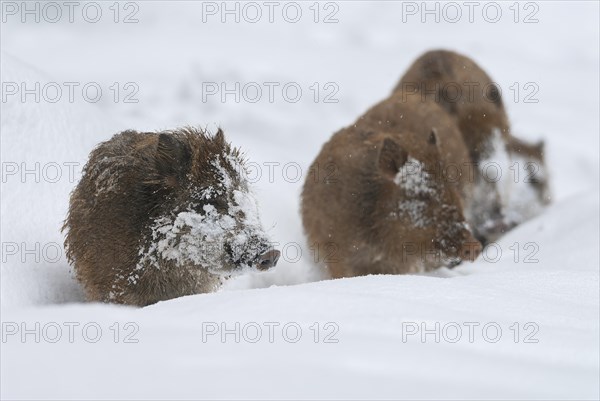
[{"xmin": 256, "ymin": 249, "xmax": 280, "ymax": 270}]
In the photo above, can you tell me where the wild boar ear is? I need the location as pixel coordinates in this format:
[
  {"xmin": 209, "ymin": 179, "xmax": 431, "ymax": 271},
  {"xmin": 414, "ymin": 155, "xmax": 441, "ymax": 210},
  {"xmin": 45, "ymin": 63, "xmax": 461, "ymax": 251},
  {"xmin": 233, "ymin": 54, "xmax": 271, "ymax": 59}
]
[
  {"xmin": 214, "ymin": 128, "xmax": 225, "ymax": 144},
  {"xmin": 378, "ymin": 137, "xmax": 408, "ymax": 179},
  {"xmin": 155, "ymin": 133, "xmax": 191, "ymax": 184},
  {"xmin": 535, "ymin": 140, "xmax": 545, "ymax": 156}
]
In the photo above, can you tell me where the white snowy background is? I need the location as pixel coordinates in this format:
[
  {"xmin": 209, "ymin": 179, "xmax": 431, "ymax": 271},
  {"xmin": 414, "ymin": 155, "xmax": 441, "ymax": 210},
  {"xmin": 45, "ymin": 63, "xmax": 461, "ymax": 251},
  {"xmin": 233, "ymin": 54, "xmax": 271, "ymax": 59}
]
[{"xmin": 1, "ymin": 1, "xmax": 599, "ymax": 399}]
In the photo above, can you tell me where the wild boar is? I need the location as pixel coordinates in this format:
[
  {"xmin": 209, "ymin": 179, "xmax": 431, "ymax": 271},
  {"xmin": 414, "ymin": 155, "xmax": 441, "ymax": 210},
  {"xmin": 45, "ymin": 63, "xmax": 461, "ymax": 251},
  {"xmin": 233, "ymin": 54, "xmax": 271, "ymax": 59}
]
[
  {"xmin": 395, "ymin": 49, "xmax": 550, "ymax": 243},
  {"xmin": 395, "ymin": 49, "xmax": 510, "ymax": 162},
  {"xmin": 301, "ymin": 93, "xmax": 482, "ymax": 279},
  {"xmin": 63, "ymin": 127, "xmax": 279, "ymax": 306}
]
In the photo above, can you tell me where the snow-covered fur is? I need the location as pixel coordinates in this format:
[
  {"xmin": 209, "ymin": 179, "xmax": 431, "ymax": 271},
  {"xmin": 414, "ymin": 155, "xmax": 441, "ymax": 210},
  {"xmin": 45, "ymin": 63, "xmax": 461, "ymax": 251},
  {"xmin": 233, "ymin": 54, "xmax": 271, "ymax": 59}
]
[
  {"xmin": 63, "ymin": 128, "xmax": 278, "ymax": 306},
  {"xmin": 466, "ymin": 130, "xmax": 551, "ymax": 242}
]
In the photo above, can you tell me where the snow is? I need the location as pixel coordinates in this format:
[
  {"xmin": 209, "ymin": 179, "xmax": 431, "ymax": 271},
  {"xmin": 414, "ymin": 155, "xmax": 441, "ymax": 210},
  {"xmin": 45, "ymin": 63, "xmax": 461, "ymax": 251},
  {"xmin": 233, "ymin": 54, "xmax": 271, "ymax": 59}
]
[
  {"xmin": 1, "ymin": 2, "xmax": 599, "ymax": 399},
  {"xmin": 481, "ymin": 129, "xmax": 513, "ymax": 207},
  {"xmin": 395, "ymin": 157, "xmax": 437, "ymax": 228},
  {"xmin": 504, "ymin": 151, "xmax": 550, "ymax": 225}
]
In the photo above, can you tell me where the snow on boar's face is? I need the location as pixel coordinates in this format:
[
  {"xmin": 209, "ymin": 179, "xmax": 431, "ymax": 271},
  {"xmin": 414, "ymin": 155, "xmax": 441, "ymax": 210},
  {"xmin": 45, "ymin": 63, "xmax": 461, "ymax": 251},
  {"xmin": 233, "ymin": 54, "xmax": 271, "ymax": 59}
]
[
  {"xmin": 137, "ymin": 129, "xmax": 279, "ymax": 278},
  {"xmin": 506, "ymin": 137, "xmax": 551, "ymax": 210},
  {"xmin": 375, "ymin": 131, "xmax": 482, "ymax": 268}
]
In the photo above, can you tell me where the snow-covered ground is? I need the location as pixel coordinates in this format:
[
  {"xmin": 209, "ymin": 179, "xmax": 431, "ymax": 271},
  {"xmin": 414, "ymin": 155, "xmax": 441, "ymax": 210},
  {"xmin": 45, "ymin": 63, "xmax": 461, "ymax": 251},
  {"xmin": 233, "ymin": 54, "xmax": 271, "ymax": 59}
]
[{"xmin": 1, "ymin": 1, "xmax": 598, "ymax": 399}]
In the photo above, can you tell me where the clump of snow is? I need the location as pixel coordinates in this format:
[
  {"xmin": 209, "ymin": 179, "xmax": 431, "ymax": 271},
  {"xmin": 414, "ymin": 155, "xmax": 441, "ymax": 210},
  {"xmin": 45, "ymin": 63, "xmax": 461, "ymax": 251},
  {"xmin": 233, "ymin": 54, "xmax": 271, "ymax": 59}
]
[
  {"xmin": 475, "ymin": 129, "xmax": 548, "ymax": 231},
  {"xmin": 480, "ymin": 129, "xmax": 513, "ymax": 207},
  {"xmin": 397, "ymin": 199, "xmax": 429, "ymax": 227},
  {"xmin": 503, "ymin": 153, "xmax": 549, "ymax": 225},
  {"xmin": 137, "ymin": 206, "xmax": 235, "ymax": 272},
  {"xmin": 394, "ymin": 157, "xmax": 438, "ymax": 227},
  {"xmin": 394, "ymin": 157, "xmax": 437, "ymax": 197}
]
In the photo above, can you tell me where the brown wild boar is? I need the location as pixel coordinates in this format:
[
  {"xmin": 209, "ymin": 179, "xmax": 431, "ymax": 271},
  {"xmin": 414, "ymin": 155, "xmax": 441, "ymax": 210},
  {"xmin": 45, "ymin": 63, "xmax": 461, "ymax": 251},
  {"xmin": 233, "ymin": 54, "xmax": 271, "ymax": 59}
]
[
  {"xmin": 301, "ymin": 93, "xmax": 482, "ymax": 279},
  {"xmin": 395, "ymin": 49, "xmax": 550, "ymax": 242},
  {"xmin": 64, "ymin": 127, "xmax": 279, "ymax": 306},
  {"xmin": 395, "ymin": 49, "xmax": 510, "ymax": 162}
]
